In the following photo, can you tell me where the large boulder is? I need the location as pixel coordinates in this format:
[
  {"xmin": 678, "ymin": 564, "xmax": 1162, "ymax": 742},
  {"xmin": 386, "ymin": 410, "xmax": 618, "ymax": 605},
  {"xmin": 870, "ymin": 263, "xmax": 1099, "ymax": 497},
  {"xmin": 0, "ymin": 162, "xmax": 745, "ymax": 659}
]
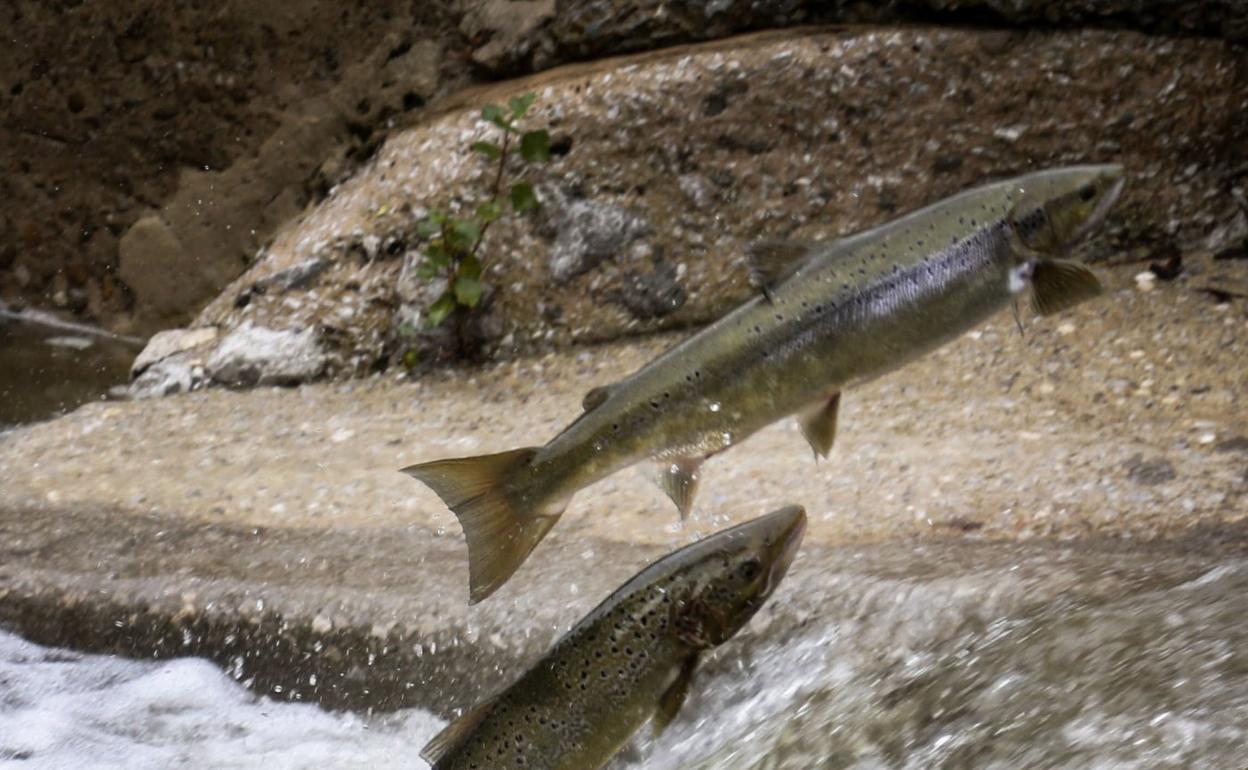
[{"xmin": 170, "ymin": 26, "xmax": 1246, "ymax": 383}]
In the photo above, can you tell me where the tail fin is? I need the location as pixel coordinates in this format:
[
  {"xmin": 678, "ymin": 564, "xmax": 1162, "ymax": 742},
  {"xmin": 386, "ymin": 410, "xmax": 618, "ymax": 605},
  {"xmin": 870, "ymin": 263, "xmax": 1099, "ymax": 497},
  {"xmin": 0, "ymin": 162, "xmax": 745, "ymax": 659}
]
[{"xmin": 402, "ymin": 447, "xmax": 560, "ymax": 604}]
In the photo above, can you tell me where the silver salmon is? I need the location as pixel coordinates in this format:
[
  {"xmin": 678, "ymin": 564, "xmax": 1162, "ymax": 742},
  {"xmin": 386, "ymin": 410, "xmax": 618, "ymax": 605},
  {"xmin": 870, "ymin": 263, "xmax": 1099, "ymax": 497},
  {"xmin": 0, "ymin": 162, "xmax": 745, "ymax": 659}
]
[
  {"xmin": 421, "ymin": 505, "xmax": 807, "ymax": 770},
  {"xmin": 404, "ymin": 165, "xmax": 1124, "ymax": 603}
]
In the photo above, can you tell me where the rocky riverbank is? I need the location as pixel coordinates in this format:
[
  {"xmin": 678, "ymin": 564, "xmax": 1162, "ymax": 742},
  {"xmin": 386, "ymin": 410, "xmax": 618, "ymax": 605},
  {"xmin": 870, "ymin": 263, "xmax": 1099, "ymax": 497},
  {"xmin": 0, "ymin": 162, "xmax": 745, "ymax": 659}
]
[
  {"xmin": 126, "ymin": 24, "xmax": 1248, "ymax": 394},
  {"xmin": 4, "ymin": 4, "xmax": 1244, "ymax": 343}
]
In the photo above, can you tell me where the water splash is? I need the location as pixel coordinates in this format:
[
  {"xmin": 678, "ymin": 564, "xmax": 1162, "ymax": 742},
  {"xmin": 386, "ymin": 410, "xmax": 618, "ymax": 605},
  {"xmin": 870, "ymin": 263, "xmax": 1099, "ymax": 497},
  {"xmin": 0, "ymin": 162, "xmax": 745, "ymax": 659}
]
[{"xmin": 0, "ymin": 631, "xmax": 445, "ymax": 770}]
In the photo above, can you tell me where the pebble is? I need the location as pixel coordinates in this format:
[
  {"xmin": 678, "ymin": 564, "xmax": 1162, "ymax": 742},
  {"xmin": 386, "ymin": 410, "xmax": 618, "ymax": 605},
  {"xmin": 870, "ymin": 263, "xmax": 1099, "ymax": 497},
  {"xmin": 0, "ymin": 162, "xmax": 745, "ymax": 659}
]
[
  {"xmin": 1135, "ymin": 271, "xmax": 1157, "ymax": 291},
  {"xmin": 1057, "ymin": 322, "xmax": 1076, "ymax": 336},
  {"xmin": 1198, "ymin": 433, "xmax": 1217, "ymax": 445}
]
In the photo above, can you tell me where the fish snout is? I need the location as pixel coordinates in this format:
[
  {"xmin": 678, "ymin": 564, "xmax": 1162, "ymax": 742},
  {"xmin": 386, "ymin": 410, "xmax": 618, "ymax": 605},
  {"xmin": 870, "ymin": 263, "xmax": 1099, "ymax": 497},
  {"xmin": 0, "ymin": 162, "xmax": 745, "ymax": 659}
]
[{"xmin": 761, "ymin": 505, "xmax": 807, "ymax": 597}]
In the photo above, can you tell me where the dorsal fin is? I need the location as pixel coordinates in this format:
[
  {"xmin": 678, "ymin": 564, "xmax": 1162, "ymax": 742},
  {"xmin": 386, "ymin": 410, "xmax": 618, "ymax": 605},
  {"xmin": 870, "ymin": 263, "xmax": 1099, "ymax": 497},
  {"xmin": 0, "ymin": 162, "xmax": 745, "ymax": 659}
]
[
  {"xmin": 421, "ymin": 696, "xmax": 500, "ymax": 766},
  {"xmin": 582, "ymin": 385, "xmax": 612, "ymax": 412},
  {"xmin": 746, "ymin": 238, "xmax": 820, "ymax": 300}
]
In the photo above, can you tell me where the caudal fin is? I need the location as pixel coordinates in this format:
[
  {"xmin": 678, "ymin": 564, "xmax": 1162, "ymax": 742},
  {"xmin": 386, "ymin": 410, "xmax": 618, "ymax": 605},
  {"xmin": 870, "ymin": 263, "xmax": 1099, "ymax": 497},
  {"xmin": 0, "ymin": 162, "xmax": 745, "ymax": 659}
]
[{"xmin": 402, "ymin": 447, "xmax": 560, "ymax": 604}]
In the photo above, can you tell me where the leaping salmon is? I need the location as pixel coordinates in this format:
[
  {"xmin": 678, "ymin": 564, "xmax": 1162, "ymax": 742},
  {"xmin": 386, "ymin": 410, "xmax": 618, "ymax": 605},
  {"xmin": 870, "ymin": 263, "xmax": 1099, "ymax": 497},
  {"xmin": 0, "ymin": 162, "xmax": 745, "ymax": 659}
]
[
  {"xmin": 404, "ymin": 164, "xmax": 1125, "ymax": 603},
  {"xmin": 421, "ymin": 505, "xmax": 806, "ymax": 770}
]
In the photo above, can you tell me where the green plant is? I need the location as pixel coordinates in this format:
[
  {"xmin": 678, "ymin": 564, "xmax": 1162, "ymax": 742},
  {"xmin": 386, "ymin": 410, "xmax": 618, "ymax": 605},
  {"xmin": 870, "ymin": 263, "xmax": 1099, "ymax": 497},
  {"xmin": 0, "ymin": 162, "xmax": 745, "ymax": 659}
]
[{"xmin": 416, "ymin": 92, "xmax": 551, "ymax": 328}]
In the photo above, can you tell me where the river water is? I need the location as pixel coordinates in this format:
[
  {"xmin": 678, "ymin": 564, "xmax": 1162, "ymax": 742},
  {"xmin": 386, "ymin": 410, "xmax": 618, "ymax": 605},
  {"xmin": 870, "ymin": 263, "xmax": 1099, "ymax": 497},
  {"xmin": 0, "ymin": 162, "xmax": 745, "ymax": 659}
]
[
  {"xmin": 3, "ymin": 536, "xmax": 1245, "ymax": 769},
  {"xmin": 0, "ymin": 316, "xmax": 134, "ymax": 430}
]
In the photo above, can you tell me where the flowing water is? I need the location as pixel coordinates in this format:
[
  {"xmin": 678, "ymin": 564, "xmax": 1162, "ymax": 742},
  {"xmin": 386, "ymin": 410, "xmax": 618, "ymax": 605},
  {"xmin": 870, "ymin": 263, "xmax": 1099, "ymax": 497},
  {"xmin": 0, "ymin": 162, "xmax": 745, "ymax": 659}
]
[
  {"xmin": 3, "ymin": 536, "xmax": 1245, "ymax": 769},
  {"xmin": 0, "ymin": 313, "xmax": 135, "ymax": 430}
]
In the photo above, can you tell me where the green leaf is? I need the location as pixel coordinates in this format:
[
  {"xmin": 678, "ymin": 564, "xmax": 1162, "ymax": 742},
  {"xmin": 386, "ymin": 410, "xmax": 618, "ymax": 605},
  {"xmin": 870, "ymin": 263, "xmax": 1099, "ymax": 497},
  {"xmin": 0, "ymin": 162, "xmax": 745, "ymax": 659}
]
[
  {"xmin": 510, "ymin": 181, "xmax": 539, "ymax": 213},
  {"xmin": 455, "ymin": 218, "xmax": 481, "ymax": 243},
  {"xmin": 416, "ymin": 216, "xmax": 441, "ymax": 239},
  {"xmin": 427, "ymin": 292, "xmax": 456, "ymax": 327},
  {"xmin": 476, "ymin": 201, "xmax": 503, "ymax": 223},
  {"xmin": 509, "ymin": 93, "xmax": 536, "ymax": 119},
  {"xmin": 458, "ymin": 255, "xmax": 482, "ymax": 281},
  {"xmin": 447, "ymin": 218, "xmax": 480, "ymax": 251},
  {"xmin": 519, "ymin": 130, "xmax": 551, "ymax": 163},
  {"xmin": 416, "ymin": 261, "xmax": 439, "ymax": 281},
  {"xmin": 454, "ymin": 276, "xmax": 483, "ymax": 307},
  {"xmin": 424, "ymin": 240, "xmax": 450, "ymax": 268},
  {"xmin": 470, "ymin": 140, "xmax": 502, "ymax": 160},
  {"xmin": 481, "ymin": 103, "xmax": 511, "ymax": 130},
  {"xmin": 481, "ymin": 103, "xmax": 506, "ymax": 123}
]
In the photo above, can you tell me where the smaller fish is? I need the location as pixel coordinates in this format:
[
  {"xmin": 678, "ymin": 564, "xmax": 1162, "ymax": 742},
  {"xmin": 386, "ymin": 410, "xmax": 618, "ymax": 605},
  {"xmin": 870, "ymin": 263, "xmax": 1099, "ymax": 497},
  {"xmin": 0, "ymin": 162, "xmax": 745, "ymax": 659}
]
[{"xmin": 421, "ymin": 505, "xmax": 807, "ymax": 770}]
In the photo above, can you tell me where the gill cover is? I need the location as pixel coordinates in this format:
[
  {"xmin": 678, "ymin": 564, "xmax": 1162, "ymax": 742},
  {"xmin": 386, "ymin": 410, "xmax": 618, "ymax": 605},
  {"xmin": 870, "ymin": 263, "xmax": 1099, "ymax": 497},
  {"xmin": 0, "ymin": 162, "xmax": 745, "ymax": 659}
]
[{"xmin": 1008, "ymin": 165, "xmax": 1125, "ymax": 253}]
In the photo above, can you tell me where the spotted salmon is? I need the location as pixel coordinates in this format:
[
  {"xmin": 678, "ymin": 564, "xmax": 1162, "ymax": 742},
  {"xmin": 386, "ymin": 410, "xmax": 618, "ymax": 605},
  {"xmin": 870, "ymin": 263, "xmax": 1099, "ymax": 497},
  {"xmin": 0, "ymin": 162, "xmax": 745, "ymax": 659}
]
[
  {"xmin": 421, "ymin": 505, "xmax": 806, "ymax": 770},
  {"xmin": 404, "ymin": 165, "xmax": 1124, "ymax": 603}
]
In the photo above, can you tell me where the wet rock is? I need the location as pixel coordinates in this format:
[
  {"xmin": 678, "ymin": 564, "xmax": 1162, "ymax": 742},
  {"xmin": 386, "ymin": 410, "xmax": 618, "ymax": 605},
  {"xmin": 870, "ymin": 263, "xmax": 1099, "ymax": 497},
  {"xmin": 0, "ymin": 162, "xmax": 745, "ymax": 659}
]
[
  {"xmin": 1148, "ymin": 245, "xmax": 1183, "ymax": 281},
  {"xmin": 1124, "ymin": 454, "xmax": 1178, "ymax": 485},
  {"xmin": 117, "ymin": 215, "xmax": 214, "ymax": 321},
  {"xmin": 1196, "ymin": 276, "xmax": 1248, "ymax": 302},
  {"xmin": 541, "ymin": 0, "xmax": 1248, "ymax": 63},
  {"xmin": 254, "ymin": 257, "xmax": 332, "ymax": 293},
  {"xmin": 206, "ymin": 324, "xmax": 327, "ymax": 387},
  {"xmin": 613, "ymin": 263, "xmax": 686, "ymax": 320},
  {"xmin": 548, "ymin": 200, "xmax": 650, "ymax": 282},
  {"xmin": 932, "ymin": 154, "xmax": 964, "ymax": 174},
  {"xmin": 130, "ymin": 327, "xmax": 219, "ymax": 377},
  {"xmin": 1215, "ymin": 436, "xmax": 1248, "ymax": 454},
  {"xmin": 1213, "ymin": 242, "xmax": 1248, "ymax": 261},
  {"xmin": 128, "ymin": 358, "xmax": 205, "ymax": 400},
  {"xmin": 678, "ymin": 174, "xmax": 714, "ymax": 210},
  {"xmin": 462, "ymin": 0, "xmax": 555, "ymax": 72}
]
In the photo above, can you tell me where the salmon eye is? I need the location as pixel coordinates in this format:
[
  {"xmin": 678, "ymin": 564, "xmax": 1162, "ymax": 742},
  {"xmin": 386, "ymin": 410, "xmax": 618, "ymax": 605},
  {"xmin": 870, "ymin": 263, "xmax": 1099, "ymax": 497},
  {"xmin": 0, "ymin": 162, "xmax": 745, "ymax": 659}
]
[
  {"xmin": 738, "ymin": 560, "xmax": 762, "ymax": 581},
  {"xmin": 1077, "ymin": 184, "xmax": 1096, "ymax": 202}
]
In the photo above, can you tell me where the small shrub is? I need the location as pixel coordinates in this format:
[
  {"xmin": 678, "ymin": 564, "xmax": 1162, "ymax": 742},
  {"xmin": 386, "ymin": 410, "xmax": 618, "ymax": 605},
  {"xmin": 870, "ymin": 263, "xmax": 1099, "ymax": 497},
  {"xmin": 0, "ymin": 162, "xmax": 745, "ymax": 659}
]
[{"xmin": 415, "ymin": 93, "xmax": 551, "ymax": 330}]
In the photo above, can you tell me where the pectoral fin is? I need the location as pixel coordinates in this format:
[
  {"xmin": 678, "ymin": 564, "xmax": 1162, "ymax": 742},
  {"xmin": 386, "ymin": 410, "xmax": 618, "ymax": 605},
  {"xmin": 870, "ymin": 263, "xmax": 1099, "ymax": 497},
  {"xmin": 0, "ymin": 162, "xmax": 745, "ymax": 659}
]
[
  {"xmin": 420, "ymin": 695, "xmax": 499, "ymax": 765},
  {"xmin": 659, "ymin": 457, "xmax": 702, "ymax": 520},
  {"xmin": 798, "ymin": 392, "xmax": 841, "ymax": 459},
  {"xmin": 1030, "ymin": 259, "xmax": 1103, "ymax": 316},
  {"xmin": 653, "ymin": 654, "xmax": 699, "ymax": 737},
  {"xmin": 747, "ymin": 238, "xmax": 819, "ymax": 301}
]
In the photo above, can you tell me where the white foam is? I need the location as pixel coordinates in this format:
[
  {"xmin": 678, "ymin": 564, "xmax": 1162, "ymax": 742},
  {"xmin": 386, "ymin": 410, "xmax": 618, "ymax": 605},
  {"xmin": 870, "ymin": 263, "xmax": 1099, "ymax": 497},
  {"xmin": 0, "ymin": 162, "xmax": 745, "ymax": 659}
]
[{"xmin": 0, "ymin": 631, "xmax": 444, "ymax": 770}]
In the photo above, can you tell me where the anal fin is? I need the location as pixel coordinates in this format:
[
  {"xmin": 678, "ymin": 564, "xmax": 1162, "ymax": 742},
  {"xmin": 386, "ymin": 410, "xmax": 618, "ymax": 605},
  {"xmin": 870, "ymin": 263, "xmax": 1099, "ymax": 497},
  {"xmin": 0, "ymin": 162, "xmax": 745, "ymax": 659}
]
[
  {"xmin": 659, "ymin": 457, "xmax": 702, "ymax": 520},
  {"xmin": 798, "ymin": 392, "xmax": 841, "ymax": 459},
  {"xmin": 1031, "ymin": 258, "xmax": 1103, "ymax": 316},
  {"xmin": 421, "ymin": 695, "xmax": 499, "ymax": 766},
  {"xmin": 653, "ymin": 654, "xmax": 699, "ymax": 737}
]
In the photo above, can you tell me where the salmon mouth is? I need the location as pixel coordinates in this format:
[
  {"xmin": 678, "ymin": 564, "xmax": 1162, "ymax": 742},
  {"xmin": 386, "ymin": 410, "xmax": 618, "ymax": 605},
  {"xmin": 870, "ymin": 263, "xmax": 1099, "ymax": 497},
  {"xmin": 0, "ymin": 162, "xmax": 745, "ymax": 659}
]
[
  {"xmin": 763, "ymin": 507, "xmax": 807, "ymax": 598},
  {"xmin": 1071, "ymin": 168, "xmax": 1125, "ymax": 244}
]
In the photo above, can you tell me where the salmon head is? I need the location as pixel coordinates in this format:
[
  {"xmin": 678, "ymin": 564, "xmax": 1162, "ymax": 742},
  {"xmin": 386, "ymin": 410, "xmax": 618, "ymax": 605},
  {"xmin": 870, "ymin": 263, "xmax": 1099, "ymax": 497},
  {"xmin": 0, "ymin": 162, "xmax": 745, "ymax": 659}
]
[
  {"xmin": 1008, "ymin": 164, "xmax": 1125, "ymax": 255},
  {"xmin": 664, "ymin": 505, "xmax": 807, "ymax": 648}
]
